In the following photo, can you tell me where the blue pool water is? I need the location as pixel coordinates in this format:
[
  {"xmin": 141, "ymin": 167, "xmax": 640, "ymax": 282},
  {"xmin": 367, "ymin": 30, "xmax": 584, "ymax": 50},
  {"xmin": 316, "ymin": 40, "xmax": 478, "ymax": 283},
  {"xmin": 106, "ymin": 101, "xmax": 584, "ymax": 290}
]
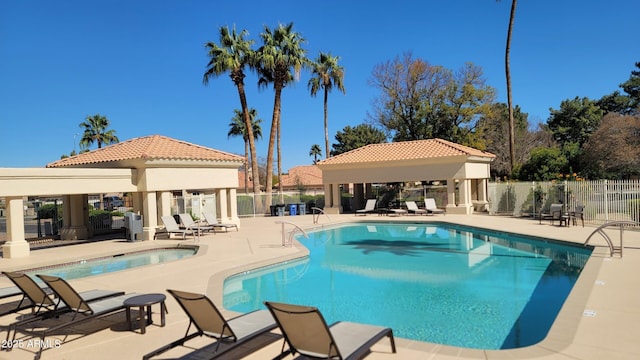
[
  {"xmin": 223, "ymin": 222, "xmax": 592, "ymax": 350},
  {"xmin": 23, "ymin": 247, "xmax": 197, "ymax": 280}
]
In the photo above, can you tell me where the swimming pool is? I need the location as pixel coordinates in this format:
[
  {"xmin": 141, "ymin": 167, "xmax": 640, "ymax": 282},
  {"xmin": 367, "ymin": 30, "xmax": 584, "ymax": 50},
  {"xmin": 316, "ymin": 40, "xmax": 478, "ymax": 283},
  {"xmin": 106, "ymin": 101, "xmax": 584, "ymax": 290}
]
[
  {"xmin": 223, "ymin": 222, "xmax": 592, "ymax": 350},
  {"xmin": 20, "ymin": 247, "xmax": 197, "ymax": 280}
]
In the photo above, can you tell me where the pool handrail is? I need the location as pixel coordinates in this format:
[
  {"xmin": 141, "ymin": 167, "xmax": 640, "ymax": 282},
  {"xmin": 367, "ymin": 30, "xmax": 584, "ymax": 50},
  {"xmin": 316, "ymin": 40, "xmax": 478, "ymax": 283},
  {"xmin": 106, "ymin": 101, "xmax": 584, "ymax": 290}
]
[
  {"xmin": 311, "ymin": 207, "xmax": 330, "ymax": 224},
  {"xmin": 275, "ymin": 221, "xmax": 309, "ymax": 247},
  {"xmin": 584, "ymin": 220, "xmax": 640, "ymax": 257}
]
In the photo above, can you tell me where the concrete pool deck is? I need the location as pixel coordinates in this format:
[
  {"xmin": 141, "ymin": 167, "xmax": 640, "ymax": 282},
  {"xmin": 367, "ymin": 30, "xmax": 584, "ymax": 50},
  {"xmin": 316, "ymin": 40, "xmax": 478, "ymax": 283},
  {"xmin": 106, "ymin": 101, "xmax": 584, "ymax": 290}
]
[{"xmin": 0, "ymin": 214, "xmax": 639, "ymax": 359}]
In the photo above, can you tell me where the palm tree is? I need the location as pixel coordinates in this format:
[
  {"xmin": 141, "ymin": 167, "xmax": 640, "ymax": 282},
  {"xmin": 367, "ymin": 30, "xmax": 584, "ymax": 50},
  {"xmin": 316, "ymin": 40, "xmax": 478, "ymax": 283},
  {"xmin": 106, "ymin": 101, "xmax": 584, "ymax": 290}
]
[
  {"xmin": 257, "ymin": 23, "xmax": 308, "ymax": 195},
  {"xmin": 501, "ymin": 0, "xmax": 518, "ymax": 175},
  {"xmin": 204, "ymin": 25, "xmax": 261, "ymax": 194},
  {"xmin": 228, "ymin": 108, "xmax": 263, "ymax": 193},
  {"xmin": 79, "ymin": 114, "xmax": 119, "ymax": 150},
  {"xmin": 308, "ymin": 52, "xmax": 346, "ymax": 159},
  {"xmin": 309, "ymin": 144, "xmax": 322, "ymax": 164}
]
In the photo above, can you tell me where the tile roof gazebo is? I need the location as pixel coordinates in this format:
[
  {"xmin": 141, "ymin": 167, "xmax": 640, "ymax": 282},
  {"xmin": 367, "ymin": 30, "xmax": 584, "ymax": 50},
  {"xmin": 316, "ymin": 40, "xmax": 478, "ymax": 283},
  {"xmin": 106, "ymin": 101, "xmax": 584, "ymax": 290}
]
[
  {"xmin": 1, "ymin": 135, "xmax": 243, "ymax": 258},
  {"xmin": 315, "ymin": 138, "xmax": 496, "ymax": 215}
]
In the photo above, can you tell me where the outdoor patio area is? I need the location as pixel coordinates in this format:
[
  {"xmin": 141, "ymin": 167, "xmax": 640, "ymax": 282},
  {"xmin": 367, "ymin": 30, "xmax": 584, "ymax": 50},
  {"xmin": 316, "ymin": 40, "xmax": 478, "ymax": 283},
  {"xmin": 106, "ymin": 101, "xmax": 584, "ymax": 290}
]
[{"xmin": 0, "ymin": 214, "xmax": 639, "ymax": 360}]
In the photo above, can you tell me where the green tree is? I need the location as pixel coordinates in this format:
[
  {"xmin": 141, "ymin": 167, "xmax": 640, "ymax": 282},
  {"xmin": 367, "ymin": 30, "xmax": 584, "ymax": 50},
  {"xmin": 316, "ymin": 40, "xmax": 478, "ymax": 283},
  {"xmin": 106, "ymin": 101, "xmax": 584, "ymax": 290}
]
[
  {"xmin": 257, "ymin": 22, "xmax": 308, "ymax": 194},
  {"xmin": 619, "ymin": 61, "xmax": 640, "ymax": 114},
  {"xmin": 204, "ymin": 25, "xmax": 261, "ymax": 194},
  {"xmin": 308, "ymin": 52, "xmax": 346, "ymax": 159},
  {"xmin": 547, "ymin": 96, "xmax": 604, "ymax": 171},
  {"xmin": 309, "ymin": 144, "xmax": 322, "ymax": 164},
  {"xmin": 369, "ymin": 53, "xmax": 495, "ymax": 148},
  {"xmin": 515, "ymin": 147, "xmax": 568, "ymax": 181},
  {"xmin": 331, "ymin": 124, "xmax": 387, "ymax": 156},
  {"xmin": 79, "ymin": 114, "xmax": 119, "ymax": 150},
  {"xmin": 228, "ymin": 108, "xmax": 263, "ymax": 193}
]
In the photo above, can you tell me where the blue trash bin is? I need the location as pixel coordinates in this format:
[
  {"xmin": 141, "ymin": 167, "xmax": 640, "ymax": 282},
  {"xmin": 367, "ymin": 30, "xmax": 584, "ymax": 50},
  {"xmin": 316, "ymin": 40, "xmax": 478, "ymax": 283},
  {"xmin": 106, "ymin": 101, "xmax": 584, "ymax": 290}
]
[{"xmin": 288, "ymin": 204, "xmax": 297, "ymax": 216}]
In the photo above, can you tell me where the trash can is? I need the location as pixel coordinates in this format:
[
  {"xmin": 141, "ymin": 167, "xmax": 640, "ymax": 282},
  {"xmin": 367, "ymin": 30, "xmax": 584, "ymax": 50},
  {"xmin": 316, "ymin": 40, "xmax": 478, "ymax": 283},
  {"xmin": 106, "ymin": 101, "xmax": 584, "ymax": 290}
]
[
  {"xmin": 270, "ymin": 205, "xmax": 278, "ymax": 216},
  {"xmin": 124, "ymin": 212, "xmax": 143, "ymax": 241},
  {"xmin": 276, "ymin": 204, "xmax": 286, "ymax": 216},
  {"xmin": 297, "ymin": 203, "xmax": 306, "ymax": 215},
  {"xmin": 288, "ymin": 204, "xmax": 297, "ymax": 216}
]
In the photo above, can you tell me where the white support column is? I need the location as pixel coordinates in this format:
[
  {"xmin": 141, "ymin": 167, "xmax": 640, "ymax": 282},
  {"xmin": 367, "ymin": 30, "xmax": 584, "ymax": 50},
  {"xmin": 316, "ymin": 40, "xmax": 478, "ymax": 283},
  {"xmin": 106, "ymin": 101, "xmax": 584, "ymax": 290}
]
[
  {"xmin": 60, "ymin": 194, "xmax": 89, "ymax": 240},
  {"xmin": 158, "ymin": 191, "xmax": 172, "ymax": 219},
  {"xmin": 446, "ymin": 179, "xmax": 457, "ymax": 212},
  {"xmin": 142, "ymin": 191, "xmax": 157, "ymax": 241},
  {"xmin": 454, "ymin": 179, "xmax": 473, "ymax": 214},
  {"xmin": 2, "ymin": 197, "xmax": 30, "ymax": 258},
  {"xmin": 227, "ymin": 188, "xmax": 240, "ymax": 227},
  {"xmin": 217, "ymin": 189, "xmax": 228, "ymax": 220}
]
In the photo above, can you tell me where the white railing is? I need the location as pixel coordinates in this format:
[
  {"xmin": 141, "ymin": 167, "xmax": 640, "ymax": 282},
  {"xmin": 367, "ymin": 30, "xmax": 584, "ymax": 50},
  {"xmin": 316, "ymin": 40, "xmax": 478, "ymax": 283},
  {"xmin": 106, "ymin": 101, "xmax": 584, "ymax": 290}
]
[{"xmin": 489, "ymin": 180, "xmax": 640, "ymax": 226}]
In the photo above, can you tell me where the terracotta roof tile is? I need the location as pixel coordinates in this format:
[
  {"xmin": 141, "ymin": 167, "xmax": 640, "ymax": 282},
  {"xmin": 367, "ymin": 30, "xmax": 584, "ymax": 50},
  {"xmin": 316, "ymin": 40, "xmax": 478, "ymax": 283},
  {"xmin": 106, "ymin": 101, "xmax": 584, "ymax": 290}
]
[
  {"xmin": 278, "ymin": 165, "xmax": 323, "ymax": 187},
  {"xmin": 47, "ymin": 135, "xmax": 243, "ymax": 167},
  {"xmin": 317, "ymin": 138, "xmax": 495, "ymax": 166}
]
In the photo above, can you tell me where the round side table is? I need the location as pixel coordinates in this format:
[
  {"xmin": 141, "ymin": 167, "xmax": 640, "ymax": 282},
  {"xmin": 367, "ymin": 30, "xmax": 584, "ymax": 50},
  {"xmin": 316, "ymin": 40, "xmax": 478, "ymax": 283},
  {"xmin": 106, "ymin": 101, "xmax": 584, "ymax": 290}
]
[{"xmin": 124, "ymin": 293, "xmax": 167, "ymax": 334}]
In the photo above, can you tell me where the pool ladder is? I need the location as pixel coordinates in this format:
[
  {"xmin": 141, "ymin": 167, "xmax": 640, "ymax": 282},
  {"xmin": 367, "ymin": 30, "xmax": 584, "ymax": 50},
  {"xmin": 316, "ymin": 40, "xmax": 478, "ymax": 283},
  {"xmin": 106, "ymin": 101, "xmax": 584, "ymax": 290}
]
[
  {"xmin": 583, "ymin": 220, "xmax": 640, "ymax": 258},
  {"xmin": 311, "ymin": 207, "xmax": 330, "ymax": 224},
  {"xmin": 275, "ymin": 221, "xmax": 309, "ymax": 247}
]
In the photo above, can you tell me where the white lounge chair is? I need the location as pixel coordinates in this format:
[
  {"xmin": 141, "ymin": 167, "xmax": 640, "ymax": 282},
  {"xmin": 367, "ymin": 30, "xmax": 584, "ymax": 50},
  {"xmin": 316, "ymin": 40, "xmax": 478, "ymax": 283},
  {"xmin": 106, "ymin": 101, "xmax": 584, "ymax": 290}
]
[
  {"xmin": 425, "ymin": 198, "xmax": 445, "ymax": 215},
  {"xmin": 356, "ymin": 199, "xmax": 377, "ymax": 216},
  {"xmin": 178, "ymin": 213, "xmax": 214, "ymax": 234},
  {"xmin": 154, "ymin": 215, "xmax": 194, "ymax": 240},
  {"xmin": 405, "ymin": 201, "xmax": 427, "ymax": 215},
  {"xmin": 202, "ymin": 212, "xmax": 239, "ymax": 232}
]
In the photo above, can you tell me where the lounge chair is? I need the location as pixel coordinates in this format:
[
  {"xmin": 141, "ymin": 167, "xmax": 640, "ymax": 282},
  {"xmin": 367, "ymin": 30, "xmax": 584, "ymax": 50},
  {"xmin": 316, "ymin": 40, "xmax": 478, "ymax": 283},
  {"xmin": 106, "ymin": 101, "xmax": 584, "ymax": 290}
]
[
  {"xmin": 405, "ymin": 201, "xmax": 427, "ymax": 215},
  {"xmin": 424, "ymin": 198, "xmax": 445, "ymax": 215},
  {"xmin": 6, "ymin": 275, "xmax": 137, "ymax": 356},
  {"xmin": 142, "ymin": 289, "xmax": 277, "ymax": 360},
  {"xmin": 1, "ymin": 271, "xmax": 122, "ymax": 318},
  {"xmin": 264, "ymin": 301, "xmax": 396, "ymax": 360},
  {"xmin": 178, "ymin": 213, "xmax": 215, "ymax": 234},
  {"xmin": 202, "ymin": 212, "xmax": 239, "ymax": 232},
  {"xmin": 154, "ymin": 215, "xmax": 194, "ymax": 240},
  {"xmin": 355, "ymin": 199, "xmax": 377, "ymax": 216}
]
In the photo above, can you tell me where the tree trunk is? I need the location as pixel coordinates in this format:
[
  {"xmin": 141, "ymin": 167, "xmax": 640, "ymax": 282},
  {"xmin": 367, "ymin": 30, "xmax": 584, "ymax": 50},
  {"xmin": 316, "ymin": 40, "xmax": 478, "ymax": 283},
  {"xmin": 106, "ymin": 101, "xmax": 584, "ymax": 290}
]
[
  {"xmin": 236, "ymin": 81, "xmax": 261, "ymax": 194},
  {"xmin": 505, "ymin": 0, "xmax": 518, "ymax": 176},
  {"xmin": 324, "ymin": 87, "xmax": 330, "ymax": 158}
]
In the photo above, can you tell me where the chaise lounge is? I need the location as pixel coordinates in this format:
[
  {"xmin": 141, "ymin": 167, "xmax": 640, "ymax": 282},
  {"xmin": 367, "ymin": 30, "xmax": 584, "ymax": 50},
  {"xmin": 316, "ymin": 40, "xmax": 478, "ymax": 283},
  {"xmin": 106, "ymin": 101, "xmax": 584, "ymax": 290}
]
[
  {"xmin": 154, "ymin": 215, "xmax": 195, "ymax": 240},
  {"xmin": 405, "ymin": 201, "xmax": 427, "ymax": 215},
  {"xmin": 424, "ymin": 198, "xmax": 445, "ymax": 215},
  {"xmin": 355, "ymin": 199, "xmax": 377, "ymax": 216},
  {"xmin": 203, "ymin": 212, "xmax": 239, "ymax": 232},
  {"xmin": 264, "ymin": 301, "xmax": 396, "ymax": 360},
  {"xmin": 143, "ymin": 289, "xmax": 277, "ymax": 360}
]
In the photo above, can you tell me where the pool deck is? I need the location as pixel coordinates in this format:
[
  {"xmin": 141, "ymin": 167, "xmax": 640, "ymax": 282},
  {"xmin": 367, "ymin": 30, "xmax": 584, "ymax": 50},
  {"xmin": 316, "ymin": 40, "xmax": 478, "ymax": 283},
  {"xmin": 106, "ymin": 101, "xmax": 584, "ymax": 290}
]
[{"xmin": 0, "ymin": 214, "xmax": 639, "ymax": 360}]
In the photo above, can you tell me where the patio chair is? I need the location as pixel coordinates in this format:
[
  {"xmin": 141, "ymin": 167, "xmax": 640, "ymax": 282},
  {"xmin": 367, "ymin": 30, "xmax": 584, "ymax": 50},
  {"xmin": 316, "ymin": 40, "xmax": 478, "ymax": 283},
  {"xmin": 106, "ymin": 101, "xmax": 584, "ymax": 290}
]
[
  {"xmin": 178, "ymin": 213, "xmax": 215, "ymax": 234},
  {"xmin": 424, "ymin": 198, "xmax": 445, "ymax": 215},
  {"xmin": 570, "ymin": 205, "xmax": 585, "ymax": 227},
  {"xmin": 142, "ymin": 289, "xmax": 277, "ymax": 360},
  {"xmin": 6, "ymin": 274, "xmax": 137, "ymax": 356},
  {"xmin": 355, "ymin": 199, "xmax": 377, "ymax": 216},
  {"xmin": 1, "ymin": 271, "xmax": 122, "ymax": 319},
  {"xmin": 264, "ymin": 301, "xmax": 396, "ymax": 360},
  {"xmin": 154, "ymin": 215, "xmax": 194, "ymax": 240},
  {"xmin": 405, "ymin": 201, "xmax": 427, "ymax": 215},
  {"xmin": 550, "ymin": 204, "xmax": 569, "ymax": 227},
  {"xmin": 202, "ymin": 212, "xmax": 238, "ymax": 232}
]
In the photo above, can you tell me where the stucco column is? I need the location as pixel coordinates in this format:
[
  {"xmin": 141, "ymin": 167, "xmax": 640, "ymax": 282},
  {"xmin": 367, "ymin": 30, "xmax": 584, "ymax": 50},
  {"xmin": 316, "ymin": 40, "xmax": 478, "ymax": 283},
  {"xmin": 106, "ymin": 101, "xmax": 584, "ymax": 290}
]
[
  {"xmin": 157, "ymin": 191, "xmax": 172, "ymax": 219},
  {"xmin": 458, "ymin": 179, "xmax": 473, "ymax": 214},
  {"xmin": 227, "ymin": 188, "xmax": 240, "ymax": 226},
  {"xmin": 353, "ymin": 183, "xmax": 365, "ymax": 211},
  {"xmin": 142, "ymin": 191, "xmax": 157, "ymax": 241},
  {"xmin": 474, "ymin": 179, "xmax": 489, "ymax": 212},
  {"xmin": 60, "ymin": 194, "xmax": 89, "ymax": 240},
  {"xmin": 2, "ymin": 197, "xmax": 30, "ymax": 258},
  {"xmin": 217, "ymin": 189, "xmax": 228, "ymax": 220},
  {"xmin": 446, "ymin": 179, "xmax": 457, "ymax": 211}
]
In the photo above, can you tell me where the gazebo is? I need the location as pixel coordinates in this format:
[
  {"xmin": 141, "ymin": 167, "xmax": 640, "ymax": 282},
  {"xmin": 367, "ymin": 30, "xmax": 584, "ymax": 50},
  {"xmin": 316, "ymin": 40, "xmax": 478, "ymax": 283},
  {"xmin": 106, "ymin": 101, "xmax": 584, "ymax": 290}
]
[
  {"xmin": 315, "ymin": 139, "xmax": 496, "ymax": 215},
  {"xmin": 1, "ymin": 135, "xmax": 243, "ymax": 258}
]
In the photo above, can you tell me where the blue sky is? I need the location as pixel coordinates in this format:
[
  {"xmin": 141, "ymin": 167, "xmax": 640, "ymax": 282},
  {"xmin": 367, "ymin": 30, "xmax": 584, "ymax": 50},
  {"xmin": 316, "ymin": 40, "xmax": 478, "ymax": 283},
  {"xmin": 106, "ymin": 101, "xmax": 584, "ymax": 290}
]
[{"xmin": 1, "ymin": 0, "xmax": 638, "ymax": 171}]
